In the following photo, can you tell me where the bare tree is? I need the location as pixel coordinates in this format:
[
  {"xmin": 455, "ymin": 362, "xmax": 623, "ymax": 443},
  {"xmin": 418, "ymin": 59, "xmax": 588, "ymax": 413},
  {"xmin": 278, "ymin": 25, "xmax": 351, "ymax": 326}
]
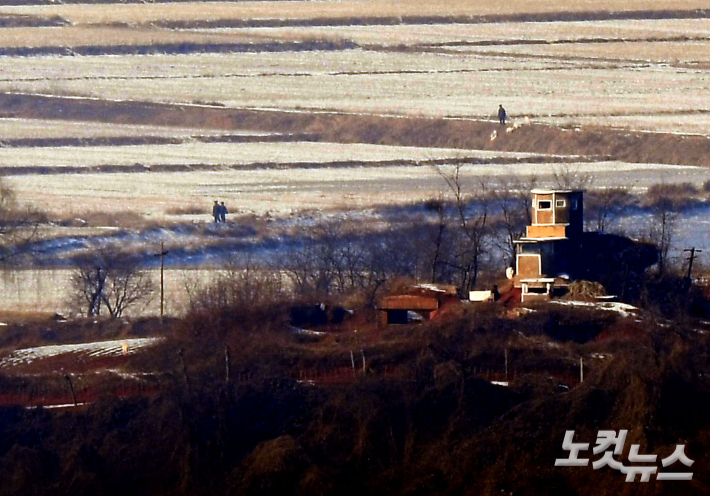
[
  {"xmin": 70, "ymin": 247, "xmax": 154, "ymax": 318},
  {"xmin": 0, "ymin": 177, "xmax": 43, "ymax": 264},
  {"xmin": 101, "ymin": 264, "xmax": 155, "ymax": 318},
  {"xmin": 72, "ymin": 264, "xmax": 107, "ymax": 317},
  {"xmin": 435, "ymin": 161, "xmax": 490, "ymax": 293},
  {"xmin": 552, "ymin": 163, "xmax": 594, "ymax": 191},
  {"xmin": 184, "ymin": 253, "xmax": 286, "ymax": 312},
  {"xmin": 648, "ymin": 198, "xmax": 679, "ymax": 277},
  {"xmin": 586, "ymin": 187, "xmax": 635, "ymax": 232}
]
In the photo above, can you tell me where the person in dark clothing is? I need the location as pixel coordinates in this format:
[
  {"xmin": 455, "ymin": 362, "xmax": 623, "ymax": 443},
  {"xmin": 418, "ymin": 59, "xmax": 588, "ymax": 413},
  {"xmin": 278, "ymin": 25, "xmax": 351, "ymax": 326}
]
[
  {"xmin": 219, "ymin": 201, "xmax": 227, "ymax": 223},
  {"xmin": 498, "ymin": 104, "xmax": 507, "ymax": 125},
  {"xmin": 212, "ymin": 200, "xmax": 220, "ymax": 223}
]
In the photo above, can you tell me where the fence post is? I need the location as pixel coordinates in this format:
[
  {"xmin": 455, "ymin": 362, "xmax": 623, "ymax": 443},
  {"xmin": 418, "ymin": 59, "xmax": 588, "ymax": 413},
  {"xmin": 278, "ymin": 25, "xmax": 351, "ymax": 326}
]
[
  {"xmin": 580, "ymin": 357, "xmax": 584, "ymax": 383},
  {"xmin": 65, "ymin": 374, "xmax": 78, "ymax": 407},
  {"xmin": 224, "ymin": 347, "xmax": 230, "ymax": 384}
]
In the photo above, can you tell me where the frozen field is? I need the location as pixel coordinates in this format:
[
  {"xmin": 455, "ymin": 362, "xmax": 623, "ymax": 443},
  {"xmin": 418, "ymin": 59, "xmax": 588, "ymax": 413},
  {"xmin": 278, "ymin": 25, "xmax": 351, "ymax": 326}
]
[
  {"xmin": 8, "ymin": 161, "xmax": 710, "ymax": 219},
  {"xmin": 0, "ymin": 141, "xmax": 536, "ymax": 170}
]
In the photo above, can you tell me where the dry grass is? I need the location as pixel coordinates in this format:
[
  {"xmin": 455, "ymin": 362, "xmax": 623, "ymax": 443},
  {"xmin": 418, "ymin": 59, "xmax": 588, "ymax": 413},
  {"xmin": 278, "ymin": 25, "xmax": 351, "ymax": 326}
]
[
  {"xmin": 164, "ymin": 204, "xmax": 206, "ymax": 216},
  {"xmin": 2, "ymin": 0, "xmax": 708, "ymax": 24}
]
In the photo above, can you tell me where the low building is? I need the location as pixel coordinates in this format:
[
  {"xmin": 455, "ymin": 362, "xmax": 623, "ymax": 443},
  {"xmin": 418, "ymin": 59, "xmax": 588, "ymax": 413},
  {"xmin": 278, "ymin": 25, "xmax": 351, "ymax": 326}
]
[{"xmin": 378, "ymin": 283, "xmax": 459, "ymax": 325}]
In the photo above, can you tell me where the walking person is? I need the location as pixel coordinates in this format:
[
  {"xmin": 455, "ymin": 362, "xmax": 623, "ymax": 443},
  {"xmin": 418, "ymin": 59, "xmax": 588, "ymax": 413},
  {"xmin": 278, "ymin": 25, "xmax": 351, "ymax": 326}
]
[
  {"xmin": 219, "ymin": 201, "xmax": 228, "ymax": 223},
  {"xmin": 212, "ymin": 200, "xmax": 220, "ymax": 223},
  {"xmin": 498, "ymin": 104, "xmax": 507, "ymax": 125}
]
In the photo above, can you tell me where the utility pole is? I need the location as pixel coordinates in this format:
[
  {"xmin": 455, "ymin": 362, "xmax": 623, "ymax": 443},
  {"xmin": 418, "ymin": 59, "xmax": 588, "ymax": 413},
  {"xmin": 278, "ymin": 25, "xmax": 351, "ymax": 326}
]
[
  {"xmin": 684, "ymin": 247, "xmax": 702, "ymax": 280},
  {"xmin": 154, "ymin": 241, "xmax": 169, "ymax": 321}
]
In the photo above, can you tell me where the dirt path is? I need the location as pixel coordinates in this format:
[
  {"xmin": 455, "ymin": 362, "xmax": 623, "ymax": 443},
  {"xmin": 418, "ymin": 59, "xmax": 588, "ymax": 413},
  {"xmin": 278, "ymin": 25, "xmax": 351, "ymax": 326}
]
[{"xmin": 1, "ymin": 92, "xmax": 709, "ymax": 167}]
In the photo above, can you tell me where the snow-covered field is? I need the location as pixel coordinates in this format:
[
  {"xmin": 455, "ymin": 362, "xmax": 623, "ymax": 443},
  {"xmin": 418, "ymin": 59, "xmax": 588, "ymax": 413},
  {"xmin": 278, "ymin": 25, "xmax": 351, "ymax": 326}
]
[
  {"xmin": 0, "ymin": 141, "xmax": 531, "ymax": 170},
  {"xmin": 8, "ymin": 160, "xmax": 710, "ymax": 219},
  {"xmin": 0, "ymin": 50, "xmax": 705, "ymax": 134}
]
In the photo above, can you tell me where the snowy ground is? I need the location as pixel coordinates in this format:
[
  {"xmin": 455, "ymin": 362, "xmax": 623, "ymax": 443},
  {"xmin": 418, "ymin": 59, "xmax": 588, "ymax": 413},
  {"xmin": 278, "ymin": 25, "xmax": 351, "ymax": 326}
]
[
  {"xmin": 549, "ymin": 300, "xmax": 640, "ymax": 318},
  {"xmin": 8, "ymin": 160, "xmax": 710, "ymax": 220},
  {"xmin": 0, "ymin": 337, "xmax": 164, "ymax": 369}
]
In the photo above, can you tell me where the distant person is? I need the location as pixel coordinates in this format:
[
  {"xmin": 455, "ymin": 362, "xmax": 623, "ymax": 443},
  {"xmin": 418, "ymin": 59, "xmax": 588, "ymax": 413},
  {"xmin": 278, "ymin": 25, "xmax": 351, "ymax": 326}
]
[
  {"xmin": 212, "ymin": 200, "xmax": 220, "ymax": 223},
  {"xmin": 219, "ymin": 201, "xmax": 228, "ymax": 223},
  {"xmin": 498, "ymin": 104, "xmax": 507, "ymax": 125}
]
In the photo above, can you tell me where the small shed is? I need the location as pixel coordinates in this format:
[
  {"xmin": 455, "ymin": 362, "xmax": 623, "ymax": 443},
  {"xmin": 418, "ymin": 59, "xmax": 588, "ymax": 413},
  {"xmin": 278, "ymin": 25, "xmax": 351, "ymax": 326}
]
[{"xmin": 378, "ymin": 295, "xmax": 439, "ymax": 325}]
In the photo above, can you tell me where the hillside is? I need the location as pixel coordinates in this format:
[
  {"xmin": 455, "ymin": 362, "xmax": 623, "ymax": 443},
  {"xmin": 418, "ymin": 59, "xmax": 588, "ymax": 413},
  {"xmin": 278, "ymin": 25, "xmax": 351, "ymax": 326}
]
[{"xmin": 0, "ymin": 302, "xmax": 709, "ymax": 495}]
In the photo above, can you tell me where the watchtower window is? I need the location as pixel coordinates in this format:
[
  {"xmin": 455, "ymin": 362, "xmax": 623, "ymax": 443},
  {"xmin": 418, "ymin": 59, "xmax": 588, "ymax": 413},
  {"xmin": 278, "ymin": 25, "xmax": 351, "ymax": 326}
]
[
  {"xmin": 556, "ymin": 200, "xmax": 566, "ymax": 208},
  {"xmin": 538, "ymin": 200, "xmax": 552, "ymax": 210}
]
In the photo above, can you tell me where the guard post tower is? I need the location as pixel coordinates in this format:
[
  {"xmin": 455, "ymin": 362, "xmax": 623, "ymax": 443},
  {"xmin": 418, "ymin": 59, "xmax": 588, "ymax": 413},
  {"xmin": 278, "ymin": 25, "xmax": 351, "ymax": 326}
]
[{"xmin": 513, "ymin": 190, "xmax": 584, "ymax": 302}]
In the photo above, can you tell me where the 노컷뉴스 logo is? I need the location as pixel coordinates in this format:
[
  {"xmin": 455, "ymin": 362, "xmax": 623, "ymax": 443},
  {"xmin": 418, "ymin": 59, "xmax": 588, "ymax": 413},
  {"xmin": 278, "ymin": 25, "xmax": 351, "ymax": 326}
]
[{"xmin": 555, "ymin": 430, "xmax": 693, "ymax": 482}]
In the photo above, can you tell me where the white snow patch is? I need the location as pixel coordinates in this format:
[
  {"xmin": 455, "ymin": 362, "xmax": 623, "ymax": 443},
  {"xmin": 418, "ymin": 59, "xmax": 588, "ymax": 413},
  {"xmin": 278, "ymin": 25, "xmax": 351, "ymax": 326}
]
[
  {"xmin": 549, "ymin": 300, "xmax": 639, "ymax": 318},
  {"xmin": 0, "ymin": 337, "xmax": 164, "ymax": 368},
  {"xmin": 27, "ymin": 402, "xmax": 90, "ymax": 410},
  {"xmin": 291, "ymin": 326, "xmax": 326, "ymax": 336},
  {"xmin": 491, "ymin": 381, "xmax": 509, "ymax": 387},
  {"xmin": 103, "ymin": 369, "xmax": 153, "ymax": 380},
  {"xmin": 407, "ymin": 311, "xmax": 425, "ymax": 321},
  {"xmin": 414, "ymin": 283, "xmax": 447, "ymax": 293}
]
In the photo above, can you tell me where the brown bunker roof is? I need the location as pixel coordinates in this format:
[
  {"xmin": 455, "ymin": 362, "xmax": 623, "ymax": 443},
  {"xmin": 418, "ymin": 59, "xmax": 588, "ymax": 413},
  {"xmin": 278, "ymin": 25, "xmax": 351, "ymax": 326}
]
[{"xmin": 378, "ymin": 295, "xmax": 439, "ymax": 311}]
